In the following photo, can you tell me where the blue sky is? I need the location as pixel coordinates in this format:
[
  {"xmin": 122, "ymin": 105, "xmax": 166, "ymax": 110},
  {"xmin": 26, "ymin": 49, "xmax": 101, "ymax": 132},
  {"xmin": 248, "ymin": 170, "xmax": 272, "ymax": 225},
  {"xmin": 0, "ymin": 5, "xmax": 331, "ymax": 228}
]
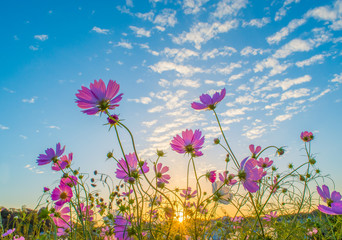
[{"xmin": 1, "ymin": 0, "xmax": 342, "ymax": 209}]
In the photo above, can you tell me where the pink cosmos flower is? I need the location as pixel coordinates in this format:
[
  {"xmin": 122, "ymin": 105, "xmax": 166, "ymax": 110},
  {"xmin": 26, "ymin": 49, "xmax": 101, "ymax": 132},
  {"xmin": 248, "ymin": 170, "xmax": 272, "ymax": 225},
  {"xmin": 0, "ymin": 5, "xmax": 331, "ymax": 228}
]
[
  {"xmin": 256, "ymin": 157, "xmax": 273, "ymax": 168},
  {"xmin": 270, "ymin": 177, "xmax": 279, "ymax": 194},
  {"xmin": 114, "ymin": 215, "xmax": 133, "ymax": 240},
  {"xmin": 43, "ymin": 187, "xmax": 50, "ymax": 192},
  {"xmin": 77, "ymin": 203, "xmax": 94, "ymax": 221},
  {"xmin": 51, "ymin": 184, "xmax": 73, "ymax": 206},
  {"xmin": 231, "ymin": 216, "xmax": 243, "ymax": 223},
  {"xmin": 300, "ymin": 131, "xmax": 314, "ymax": 142},
  {"xmin": 56, "ymin": 226, "xmax": 69, "ymax": 237},
  {"xmin": 191, "ymin": 88, "xmax": 226, "ymax": 110},
  {"xmin": 2, "ymin": 228, "xmax": 15, "ymax": 237},
  {"xmin": 263, "ymin": 211, "xmax": 277, "ymax": 221},
  {"xmin": 180, "ymin": 187, "xmax": 197, "ymax": 200},
  {"xmin": 206, "ymin": 170, "xmax": 216, "ymax": 183},
  {"xmin": 52, "ymin": 153, "xmax": 73, "ymax": 171},
  {"xmin": 307, "ymin": 228, "xmax": 318, "ymax": 236},
  {"xmin": 50, "ymin": 205, "xmax": 70, "ymax": 227},
  {"xmin": 60, "ymin": 175, "xmax": 78, "ymax": 187},
  {"xmin": 170, "ymin": 129, "xmax": 205, "ymax": 157},
  {"xmin": 219, "ymin": 171, "xmax": 237, "ymax": 186},
  {"xmin": 249, "ymin": 144, "xmax": 261, "ymax": 159},
  {"xmin": 37, "ymin": 143, "xmax": 65, "ymax": 166},
  {"xmin": 317, "ymin": 185, "xmax": 342, "ymax": 215},
  {"xmin": 75, "ymin": 79, "xmax": 123, "ymax": 115},
  {"xmin": 115, "ymin": 153, "xmax": 149, "ymax": 183},
  {"xmin": 13, "ymin": 236, "xmax": 25, "ymax": 240},
  {"xmin": 122, "ymin": 189, "xmax": 134, "ymax": 196},
  {"xmin": 238, "ymin": 157, "xmax": 265, "ymax": 193},
  {"xmin": 154, "ymin": 163, "xmax": 171, "ymax": 183}
]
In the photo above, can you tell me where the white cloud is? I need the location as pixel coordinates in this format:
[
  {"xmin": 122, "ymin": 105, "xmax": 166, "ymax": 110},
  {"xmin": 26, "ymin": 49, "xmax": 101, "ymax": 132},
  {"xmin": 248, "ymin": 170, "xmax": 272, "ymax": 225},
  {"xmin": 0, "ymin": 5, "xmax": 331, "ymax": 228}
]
[
  {"xmin": 34, "ymin": 34, "xmax": 48, "ymax": 41},
  {"xmin": 212, "ymin": 0, "xmax": 247, "ymax": 19},
  {"xmin": 243, "ymin": 17, "xmax": 270, "ymax": 28},
  {"xmin": 126, "ymin": 0, "xmax": 133, "ymax": 7},
  {"xmin": 296, "ymin": 54, "xmax": 326, "ymax": 67},
  {"xmin": 216, "ymin": 62, "xmax": 242, "ymax": 75},
  {"xmin": 240, "ymin": 46, "xmax": 267, "ymax": 56},
  {"xmin": 267, "ymin": 18, "xmax": 306, "ymax": 45},
  {"xmin": 204, "ymin": 80, "xmax": 226, "ymax": 86},
  {"xmin": 280, "ymin": 88, "xmax": 310, "ymax": 101},
  {"xmin": 159, "ymin": 79, "xmax": 171, "ymax": 88},
  {"xmin": 148, "ymin": 106, "xmax": 164, "ymax": 113},
  {"xmin": 29, "ymin": 45, "xmax": 39, "ymax": 51},
  {"xmin": 305, "ymin": 1, "xmax": 342, "ymax": 30},
  {"xmin": 202, "ymin": 46, "xmax": 236, "ymax": 60},
  {"xmin": 273, "ymin": 38, "xmax": 313, "ymax": 59},
  {"xmin": 162, "ymin": 48, "xmax": 199, "ymax": 62},
  {"xmin": 19, "ymin": 135, "xmax": 28, "ymax": 140},
  {"xmin": 137, "ymin": 79, "xmax": 144, "ymax": 83},
  {"xmin": 254, "ymin": 57, "xmax": 291, "ymax": 76},
  {"xmin": 173, "ymin": 79, "xmax": 200, "ymax": 88},
  {"xmin": 136, "ymin": 11, "xmax": 154, "ymax": 21},
  {"xmin": 3, "ymin": 87, "xmax": 15, "ymax": 93},
  {"xmin": 243, "ymin": 125, "xmax": 266, "ymax": 139},
  {"xmin": 91, "ymin": 26, "xmax": 109, "ymax": 34},
  {"xmin": 275, "ymin": 0, "xmax": 301, "ymax": 21},
  {"xmin": 128, "ymin": 97, "xmax": 152, "ymax": 104},
  {"xmin": 116, "ymin": 40, "xmax": 133, "ymax": 49},
  {"xmin": 154, "ymin": 9, "xmax": 177, "ymax": 27},
  {"xmin": 331, "ymin": 73, "xmax": 342, "ymax": 83},
  {"xmin": 0, "ymin": 124, "xmax": 9, "ymax": 130},
  {"xmin": 309, "ymin": 88, "xmax": 331, "ymax": 101},
  {"xmin": 129, "ymin": 26, "xmax": 151, "ymax": 37},
  {"xmin": 277, "ymin": 75, "xmax": 312, "ymax": 91},
  {"xmin": 22, "ymin": 96, "xmax": 37, "ymax": 103},
  {"xmin": 142, "ymin": 120, "xmax": 158, "ymax": 127},
  {"xmin": 149, "ymin": 61, "xmax": 204, "ymax": 77},
  {"xmin": 222, "ymin": 107, "xmax": 251, "ymax": 117},
  {"xmin": 274, "ymin": 113, "xmax": 292, "ymax": 122},
  {"xmin": 234, "ymin": 95, "xmax": 259, "ymax": 105},
  {"xmin": 182, "ymin": 0, "xmax": 209, "ymax": 14},
  {"xmin": 173, "ymin": 20, "xmax": 238, "ymax": 49},
  {"xmin": 229, "ymin": 69, "xmax": 250, "ymax": 81},
  {"xmin": 48, "ymin": 125, "xmax": 61, "ymax": 130}
]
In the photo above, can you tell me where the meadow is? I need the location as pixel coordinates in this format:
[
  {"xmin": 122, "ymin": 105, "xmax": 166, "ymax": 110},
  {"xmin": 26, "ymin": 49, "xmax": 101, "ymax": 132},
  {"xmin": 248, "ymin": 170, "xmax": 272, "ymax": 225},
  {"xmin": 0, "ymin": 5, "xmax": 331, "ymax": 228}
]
[{"xmin": 1, "ymin": 79, "xmax": 341, "ymax": 240}]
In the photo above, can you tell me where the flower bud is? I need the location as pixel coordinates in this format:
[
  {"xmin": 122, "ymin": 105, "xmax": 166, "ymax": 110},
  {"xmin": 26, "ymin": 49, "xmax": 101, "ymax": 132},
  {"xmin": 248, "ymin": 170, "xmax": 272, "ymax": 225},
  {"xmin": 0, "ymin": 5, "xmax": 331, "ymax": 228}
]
[
  {"xmin": 213, "ymin": 138, "xmax": 220, "ymax": 145},
  {"xmin": 299, "ymin": 175, "xmax": 305, "ymax": 181},
  {"xmin": 107, "ymin": 152, "xmax": 113, "ymax": 159},
  {"xmin": 309, "ymin": 158, "xmax": 316, "ymax": 165},
  {"xmin": 156, "ymin": 150, "xmax": 165, "ymax": 157}
]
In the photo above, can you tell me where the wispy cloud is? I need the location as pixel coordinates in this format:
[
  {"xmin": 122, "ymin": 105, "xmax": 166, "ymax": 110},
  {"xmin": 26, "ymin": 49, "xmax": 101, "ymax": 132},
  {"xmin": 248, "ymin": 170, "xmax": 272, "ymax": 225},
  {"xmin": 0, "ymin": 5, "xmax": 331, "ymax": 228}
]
[
  {"xmin": 154, "ymin": 9, "xmax": 177, "ymax": 27},
  {"xmin": 162, "ymin": 47, "xmax": 199, "ymax": 62},
  {"xmin": 22, "ymin": 96, "xmax": 37, "ymax": 103},
  {"xmin": 182, "ymin": 0, "xmax": 209, "ymax": 14},
  {"xmin": 91, "ymin": 26, "xmax": 110, "ymax": 34},
  {"xmin": 267, "ymin": 18, "xmax": 306, "ymax": 45},
  {"xmin": 212, "ymin": 0, "xmax": 247, "ymax": 19},
  {"xmin": 173, "ymin": 20, "xmax": 238, "ymax": 49},
  {"xmin": 116, "ymin": 40, "xmax": 133, "ymax": 49},
  {"xmin": 280, "ymin": 88, "xmax": 310, "ymax": 101},
  {"xmin": 128, "ymin": 97, "xmax": 152, "ymax": 104},
  {"xmin": 129, "ymin": 26, "xmax": 151, "ymax": 37},
  {"xmin": 202, "ymin": 46, "xmax": 236, "ymax": 60},
  {"xmin": 296, "ymin": 54, "xmax": 326, "ymax": 67},
  {"xmin": 34, "ymin": 34, "xmax": 48, "ymax": 41},
  {"xmin": 29, "ymin": 45, "xmax": 39, "ymax": 51},
  {"xmin": 243, "ymin": 17, "xmax": 270, "ymax": 28},
  {"xmin": 0, "ymin": 124, "xmax": 9, "ymax": 130},
  {"xmin": 240, "ymin": 46, "xmax": 267, "ymax": 56},
  {"xmin": 47, "ymin": 125, "xmax": 61, "ymax": 130},
  {"xmin": 3, "ymin": 87, "xmax": 15, "ymax": 93},
  {"xmin": 19, "ymin": 135, "xmax": 28, "ymax": 140},
  {"xmin": 275, "ymin": 0, "xmax": 301, "ymax": 21},
  {"xmin": 149, "ymin": 61, "xmax": 204, "ymax": 77},
  {"xmin": 273, "ymin": 38, "xmax": 313, "ymax": 58},
  {"xmin": 142, "ymin": 120, "xmax": 158, "ymax": 127},
  {"xmin": 215, "ymin": 62, "xmax": 242, "ymax": 75},
  {"xmin": 331, "ymin": 73, "xmax": 342, "ymax": 83}
]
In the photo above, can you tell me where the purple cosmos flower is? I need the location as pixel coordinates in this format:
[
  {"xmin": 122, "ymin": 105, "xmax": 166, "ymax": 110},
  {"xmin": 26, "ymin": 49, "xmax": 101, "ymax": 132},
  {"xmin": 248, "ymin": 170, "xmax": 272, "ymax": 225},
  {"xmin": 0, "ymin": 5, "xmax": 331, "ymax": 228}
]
[
  {"xmin": 317, "ymin": 185, "xmax": 342, "ymax": 215},
  {"xmin": 43, "ymin": 187, "xmax": 50, "ymax": 192},
  {"xmin": 51, "ymin": 184, "xmax": 73, "ymax": 206},
  {"xmin": 300, "ymin": 131, "xmax": 314, "ymax": 142},
  {"xmin": 75, "ymin": 79, "xmax": 123, "ymax": 115},
  {"xmin": 37, "ymin": 143, "xmax": 65, "ymax": 166},
  {"xmin": 257, "ymin": 157, "xmax": 273, "ymax": 168},
  {"xmin": 231, "ymin": 216, "xmax": 243, "ymax": 223},
  {"xmin": 191, "ymin": 88, "xmax": 226, "ymax": 110},
  {"xmin": 263, "ymin": 211, "xmax": 277, "ymax": 221},
  {"xmin": 13, "ymin": 236, "xmax": 25, "ymax": 240},
  {"xmin": 2, "ymin": 228, "xmax": 15, "ymax": 237},
  {"xmin": 238, "ymin": 157, "xmax": 265, "ymax": 193},
  {"xmin": 115, "ymin": 153, "xmax": 149, "ymax": 182},
  {"xmin": 52, "ymin": 153, "xmax": 73, "ymax": 171},
  {"xmin": 154, "ymin": 163, "xmax": 171, "ymax": 183},
  {"xmin": 249, "ymin": 144, "xmax": 261, "ymax": 159},
  {"xmin": 122, "ymin": 189, "xmax": 134, "ymax": 197},
  {"xmin": 114, "ymin": 215, "xmax": 134, "ymax": 240},
  {"xmin": 170, "ymin": 129, "xmax": 205, "ymax": 157},
  {"xmin": 107, "ymin": 114, "xmax": 119, "ymax": 125},
  {"xmin": 50, "ymin": 205, "xmax": 70, "ymax": 227},
  {"xmin": 212, "ymin": 181, "xmax": 233, "ymax": 205},
  {"xmin": 206, "ymin": 170, "xmax": 216, "ymax": 183},
  {"xmin": 219, "ymin": 171, "xmax": 237, "ymax": 186},
  {"xmin": 180, "ymin": 187, "xmax": 197, "ymax": 200}
]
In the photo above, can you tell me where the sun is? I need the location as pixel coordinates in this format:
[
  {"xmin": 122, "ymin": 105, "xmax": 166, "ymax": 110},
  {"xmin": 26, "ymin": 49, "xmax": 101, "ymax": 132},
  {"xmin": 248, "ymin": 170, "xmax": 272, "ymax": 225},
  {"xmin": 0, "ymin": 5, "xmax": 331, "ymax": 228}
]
[{"xmin": 176, "ymin": 211, "xmax": 184, "ymax": 223}]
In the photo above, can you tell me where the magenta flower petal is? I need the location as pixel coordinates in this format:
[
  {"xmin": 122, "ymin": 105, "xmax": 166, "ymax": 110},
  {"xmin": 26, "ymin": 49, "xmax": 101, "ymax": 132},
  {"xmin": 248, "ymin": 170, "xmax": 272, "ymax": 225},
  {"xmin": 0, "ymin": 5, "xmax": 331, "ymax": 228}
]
[
  {"xmin": 75, "ymin": 79, "xmax": 123, "ymax": 115},
  {"xmin": 171, "ymin": 129, "xmax": 205, "ymax": 157},
  {"xmin": 191, "ymin": 88, "xmax": 226, "ymax": 111},
  {"xmin": 37, "ymin": 143, "xmax": 65, "ymax": 166}
]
